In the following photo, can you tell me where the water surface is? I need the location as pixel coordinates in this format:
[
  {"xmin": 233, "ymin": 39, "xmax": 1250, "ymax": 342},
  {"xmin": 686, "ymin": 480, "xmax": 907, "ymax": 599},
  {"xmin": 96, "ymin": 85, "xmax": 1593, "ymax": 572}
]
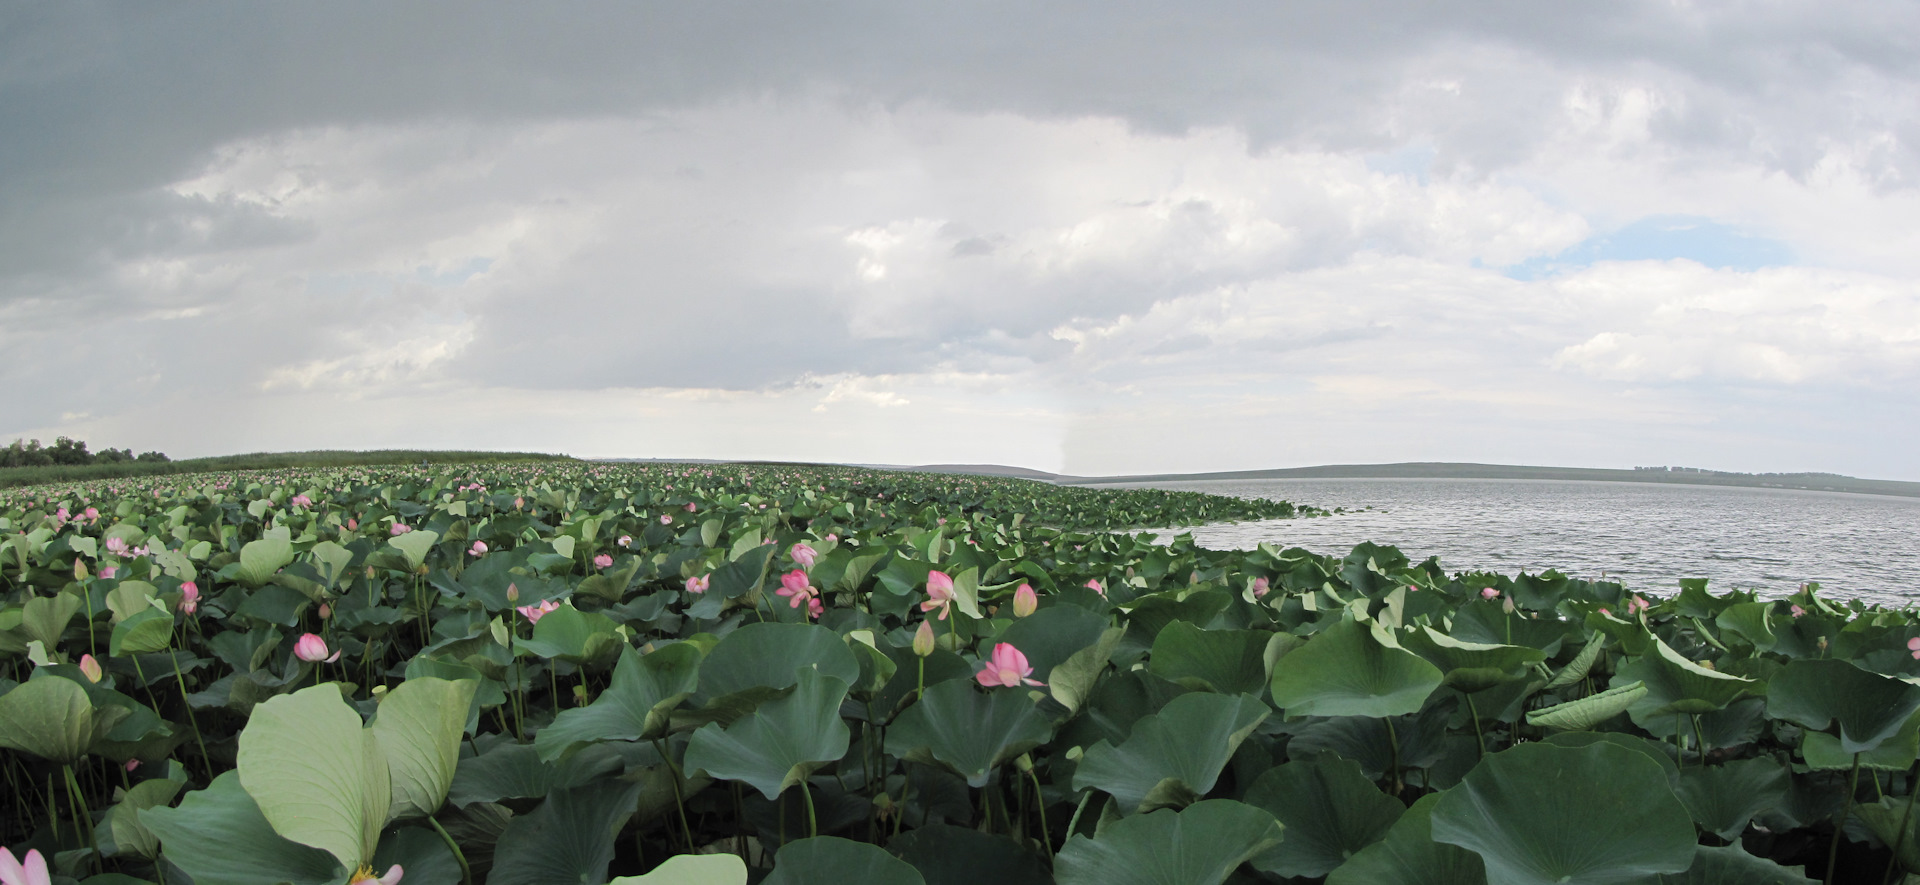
[{"xmin": 1103, "ymin": 478, "xmax": 1920, "ymax": 604}]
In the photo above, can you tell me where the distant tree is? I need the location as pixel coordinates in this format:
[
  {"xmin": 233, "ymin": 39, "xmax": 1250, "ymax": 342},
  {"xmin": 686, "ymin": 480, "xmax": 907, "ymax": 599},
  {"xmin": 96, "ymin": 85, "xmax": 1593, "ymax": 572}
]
[
  {"xmin": 48, "ymin": 437, "xmax": 92, "ymax": 466},
  {"xmin": 2, "ymin": 439, "xmax": 55, "ymax": 468},
  {"xmin": 136, "ymin": 451, "xmax": 170, "ymax": 463}
]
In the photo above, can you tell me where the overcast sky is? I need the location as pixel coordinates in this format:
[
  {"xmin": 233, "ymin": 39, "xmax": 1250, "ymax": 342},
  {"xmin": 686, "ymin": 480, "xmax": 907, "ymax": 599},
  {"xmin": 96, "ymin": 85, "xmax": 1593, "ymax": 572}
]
[{"xmin": 4, "ymin": 2, "xmax": 1919, "ymax": 478}]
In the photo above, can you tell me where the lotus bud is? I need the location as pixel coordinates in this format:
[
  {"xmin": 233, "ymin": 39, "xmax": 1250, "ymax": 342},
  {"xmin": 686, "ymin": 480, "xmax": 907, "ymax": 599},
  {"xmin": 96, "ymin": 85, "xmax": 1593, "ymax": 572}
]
[
  {"xmin": 469, "ymin": 541, "xmax": 488, "ymax": 557},
  {"xmin": 1502, "ymin": 596, "xmax": 1516, "ymax": 615},
  {"xmin": 125, "ymin": 759, "xmax": 141, "ymax": 773},
  {"xmin": 913, "ymin": 620, "xmax": 936, "ymax": 657},
  {"xmin": 506, "ymin": 583, "xmax": 519, "ymax": 603},
  {"xmin": 1012, "ymin": 583, "xmax": 1037, "ymax": 618},
  {"xmin": 74, "ymin": 558, "xmax": 89, "ymax": 581},
  {"xmin": 593, "ymin": 553, "xmax": 613, "ymax": 569},
  {"xmin": 573, "ymin": 684, "xmax": 591, "ymax": 706},
  {"xmin": 318, "ymin": 603, "xmax": 332, "ymax": 620},
  {"xmin": 78, "ymin": 654, "xmax": 103, "ymax": 683},
  {"xmin": 1015, "ymin": 753, "xmax": 1034, "ymax": 773}
]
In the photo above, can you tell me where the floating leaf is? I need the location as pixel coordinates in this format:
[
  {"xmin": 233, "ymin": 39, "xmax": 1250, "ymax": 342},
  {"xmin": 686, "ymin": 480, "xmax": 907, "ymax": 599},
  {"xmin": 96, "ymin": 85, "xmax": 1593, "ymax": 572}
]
[
  {"xmin": 489, "ymin": 778, "xmax": 645, "ymax": 885},
  {"xmin": 609, "ymin": 854, "xmax": 749, "ymax": 885},
  {"xmin": 1767, "ymin": 658, "xmax": 1920, "ymax": 754},
  {"xmin": 1674, "ymin": 757, "xmax": 1789, "ymax": 841},
  {"xmin": 1148, "ymin": 621, "xmax": 1275, "ymax": 695},
  {"xmin": 1653, "ymin": 844, "xmax": 1817, "ymax": 884}
]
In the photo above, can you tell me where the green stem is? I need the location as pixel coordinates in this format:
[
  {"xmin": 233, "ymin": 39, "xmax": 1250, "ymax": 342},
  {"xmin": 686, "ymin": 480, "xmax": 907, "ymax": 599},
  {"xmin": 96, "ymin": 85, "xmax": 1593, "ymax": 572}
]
[
  {"xmin": 1830, "ymin": 752, "xmax": 1862, "ymax": 885},
  {"xmin": 1882, "ymin": 764, "xmax": 1920, "ymax": 885},
  {"xmin": 170, "ymin": 651, "xmax": 211, "ymax": 780},
  {"xmin": 1384, "ymin": 717, "xmax": 1403, "ymax": 796},
  {"xmin": 802, "ymin": 780, "xmax": 819, "ymax": 838},
  {"xmin": 1692, "ymin": 714, "xmax": 1710, "ymax": 765},
  {"xmin": 654, "ymin": 738, "xmax": 697, "ymax": 854},
  {"xmin": 427, "ymin": 816, "xmax": 473, "ymax": 885},
  {"xmin": 1467, "ymin": 694, "xmax": 1486, "ymax": 759},
  {"xmin": 63, "ymin": 763, "xmax": 96, "ymax": 868},
  {"xmin": 1025, "ymin": 767, "xmax": 1053, "ymax": 859},
  {"xmin": 1064, "ymin": 791, "xmax": 1094, "ymax": 841}
]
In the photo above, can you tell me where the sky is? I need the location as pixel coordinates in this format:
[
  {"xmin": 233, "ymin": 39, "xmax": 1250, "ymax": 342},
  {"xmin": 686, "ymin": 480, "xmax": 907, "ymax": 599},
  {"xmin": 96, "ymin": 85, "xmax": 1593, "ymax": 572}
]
[{"xmin": 4, "ymin": 3, "xmax": 1919, "ymax": 479}]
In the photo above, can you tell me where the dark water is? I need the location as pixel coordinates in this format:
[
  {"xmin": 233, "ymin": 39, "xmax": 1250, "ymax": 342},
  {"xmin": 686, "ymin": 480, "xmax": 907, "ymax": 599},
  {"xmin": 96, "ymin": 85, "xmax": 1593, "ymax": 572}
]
[{"xmin": 1104, "ymin": 478, "xmax": 1920, "ymax": 604}]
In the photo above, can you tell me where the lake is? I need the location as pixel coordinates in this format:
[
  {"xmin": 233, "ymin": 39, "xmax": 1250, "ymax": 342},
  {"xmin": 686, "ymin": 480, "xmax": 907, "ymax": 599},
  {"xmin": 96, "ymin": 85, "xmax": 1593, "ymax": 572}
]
[{"xmin": 1102, "ymin": 478, "xmax": 1920, "ymax": 604}]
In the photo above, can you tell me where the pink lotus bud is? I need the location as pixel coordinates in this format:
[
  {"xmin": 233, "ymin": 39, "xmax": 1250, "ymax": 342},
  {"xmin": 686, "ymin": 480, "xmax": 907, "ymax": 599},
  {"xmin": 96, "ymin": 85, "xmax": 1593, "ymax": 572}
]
[
  {"xmin": 825, "ymin": 534, "xmax": 837, "ymax": 542},
  {"xmin": 686, "ymin": 574, "xmax": 710, "ymax": 594},
  {"xmin": 1252, "ymin": 576, "xmax": 1271, "ymax": 599},
  {"xmin": 318, "ymin": 603, "xmax": 332, "ymax": 620},
  {"xmin": 469, "ymin": 541, "xmax": 488, "ymax": 557},
  {"xmin": 79, "ymin": 654, "xmax": 103, "ymax": 683},
  {"xmin": 1790, "ymin": 604, "xmax": 1807, "ymax": 618},
  {"xmin": 1085, "ymin": 579, "xmax": 1105, "ymax": 597},
  {"xmin": 347, "ymin": 517, "xmax": 358, "ymax": 531},
  {"xmin": 913, "ymin": 620, "xmax": 936, "ymax": 657},
  {"xmin": 593, "ymin": 554, "xmax": 613, "ymax": 569},
  {"xmin": 125, "ymin": 759, "xmax": 141, "ymax": 773},
  {"xmin": 506, "ymin": 583, "xmax": 519, "ymax": 603},
  {"xmin": 684, "ymin": 502, "xmax": 697, "ymax": 512},
  {"xmin": 659, "ymin": 514, "xmax": 673, "ymax": 525},
  {"xmin": 617, "ymin": 535, "xmax": 632, "ymax": 547},
  {"xmin": 790, "ymin": 543, "xmax": 817, "ymax": 570},
  {"xmin": 294, "ymin": 633, "xmax": 339, "ymax": 663},
  {"xmin": 1480, "ymin": 588, "xmax": 1499, "ymax": 599},
  {"xmin": 99, "ymin": 566, "xmax": 117, "ymax": 580},
  {"xmin": 178, "ymin": 581, "xmax": 200, "ymax": 614},
  {"xmin": 1012, "ymin": 583, "xmax": 1038, "ymax": 618},
  {"xmin": 389, "ymin": 523, "xmax": 411, "ymax": 536}
]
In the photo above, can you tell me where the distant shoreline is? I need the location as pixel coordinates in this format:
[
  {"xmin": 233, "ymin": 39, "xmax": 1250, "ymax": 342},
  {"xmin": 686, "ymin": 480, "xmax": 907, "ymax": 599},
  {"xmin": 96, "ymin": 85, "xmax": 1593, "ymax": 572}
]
[{"xmin": 1053, "ymin": 461, "xmax": 1920, "ymax": 500}]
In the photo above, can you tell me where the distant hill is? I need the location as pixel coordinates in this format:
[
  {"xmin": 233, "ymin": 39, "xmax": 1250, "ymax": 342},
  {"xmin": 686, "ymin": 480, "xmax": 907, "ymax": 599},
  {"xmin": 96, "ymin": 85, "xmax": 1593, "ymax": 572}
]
[
  {"xmin": 912, "ymin": 463, "xmax": 1066, "ymax": 480},
  {"xmin": 1061, "ymin": 461, "xmax": 1920, "ymax": 499}
]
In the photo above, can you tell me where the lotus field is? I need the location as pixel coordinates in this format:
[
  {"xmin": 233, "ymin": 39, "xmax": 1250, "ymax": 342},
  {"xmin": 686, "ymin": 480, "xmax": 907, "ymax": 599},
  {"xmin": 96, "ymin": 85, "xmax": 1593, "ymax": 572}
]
[{"xmin": 5, "ymin": 462, "xmax": 1920, "ymax": 885}]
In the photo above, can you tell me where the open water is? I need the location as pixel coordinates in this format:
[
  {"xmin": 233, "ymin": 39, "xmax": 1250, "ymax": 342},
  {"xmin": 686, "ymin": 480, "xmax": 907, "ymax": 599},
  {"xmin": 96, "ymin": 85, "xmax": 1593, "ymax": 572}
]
[{"xmin": 1102, "ymin": 478, "xmax": 1920, "ymax": 605}]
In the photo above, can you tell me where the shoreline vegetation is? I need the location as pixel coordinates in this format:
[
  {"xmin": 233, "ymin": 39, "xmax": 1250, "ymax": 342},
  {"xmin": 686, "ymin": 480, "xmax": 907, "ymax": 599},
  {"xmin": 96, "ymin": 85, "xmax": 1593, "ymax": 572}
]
[{"xmin": 1, "ymin": 455, "xmax": 1914, "ymax": 883}]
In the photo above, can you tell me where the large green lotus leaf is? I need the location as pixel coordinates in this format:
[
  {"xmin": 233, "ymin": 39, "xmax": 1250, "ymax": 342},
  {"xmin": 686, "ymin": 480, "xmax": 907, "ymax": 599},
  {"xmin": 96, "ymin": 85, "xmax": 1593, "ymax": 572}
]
[
  {"xmin": 1767, "ymin": 658, "xmax": 1920, "ymax": 754},
  {"xmin": 19, "ymin": 592, "xmax": 81, "ymax": 650},
  {"xmin": 1450, "ymin": 600, "xmax": 1572, "ymax": 656},
  {"xmin": 609, "ymin": 854, "xmax": 749, "ymax": 885},
  {"xmin": 1616, "ymin": 638, "xmax": 1758, "ymax": 720},
  {"xmin": 446, "ymin": 741, "xmax": 627, "ymax": 807},
  {"xmin": 1674, "ymin": 756, "xmax": 1788, "ymax": 840},
  {"xmin": 993, "ymin": 603, "xmax": 1112, "ymax": 683},
  {"xmin": 308, "ymin": 540, "xmax": 356, "ymax": 589},
  {"xmin": 691, "ymin": 622, "xmax": 860, "ymax": 710},
  {"xmin": 537, "ymin": 642, "xmax": 702, "ymax": 762},
  {"xmin": 488, "ymin": 778, "xmax": 644, "ymax": 885},
  {"xmin": 1524, "ymin": 682, "xmax": 1646, "ymax": 732},
  {"xmin": 142, "ymin": 772, "xmax": 344, "ymax": 885},
  {"xmin": 885, "ymin": 676, "xmax": 1055, "ymax": 787},
  {"xmin": 515, "ymin": 603, "xmax": 622, "ymax": 663},
  {"xmin": 1715, "ymin": 602, "xmax": 1777, "ymax": 652},
  {"xmin": 1073, "ymin": 691, "xmax": 1268, "ymax": 813},
  {"xmin": 1325, "ymin": 792, "xmax": 1486, "ymax": 885},
  {"xmin": 1401, "ymin": 627, "xmax": 1545, "ymax": 694},
  {"xmin": 1271, "ymin": 616, "xmax": 1442, "ymax": 718},
  {"xmin": 1243, "ymin": 754, "xmax": 1406, "ymax": 878},
  {"xmin": 1653, "ymin": 844, "xmax": 1817, "ymax": 884},
  {"xmin": 237, "ymin": 684, "xmax": 392, "ymax": 872},
  {"xmin": 369, "ymin": 825, "xmax": 463, "ymax": 885},
  {"xmin": 1856, "ymin": 795, "xmax": 1920, "ymax": 876},
  {"xmin": 389, "ymin": 530, "xmax": 440, "ymax": 571},
  {"xmin": 0, "ymin": 674, "xmax": 98, "ymax": 763},
  {"xmin": 1049, "ymin": 626, "xmax": 1127, "ymax": 715},
  {"xmin": 764, "ymin": 836, "xmax": 925, "ymax": 885},
  {"xmin": 683, "ymin": 667, "xmax": 851, "ymax": 800},
  {"xmin": 1801, "ymin": 706, "xmax": 1920, "ymax": 770},
  {"xmin": 1543, "ymin": 637, "xmax": 1608, "ymax": 690},
  {"xmin": 1054, "ymin": 799, "xmax": 1283, "ymax": 885},
  {"xmin": 236, "ymin": 531, "xmax": 295, "ymax": 588},
  {"xmin": 1147, "ymin": 621, "xmax": 1275, "ymax": 695},
  {"xmin": 888, "ymin": 822, "xmax": 1053, "ymax": 885},
  {"xmin": 1432, "ymin": 742, "xmax": 1694, "ymax": 885},
  {"xmin": 1286, "ymin": 701, "xmax": 1454, "ymax": 782},
  {"xmin": 105, "ymin": 581, "xmax": 158, "ymax": 623},
  {"xmin": 371, "ymin": 676, "xmax": 477, "ymax": 821},
  {"xmin": 1538, "ymin": 732, "xmax": 1679, "ymax": 782},
  {"xmin": 95, "ymin": 774, "xmax": 185, "ymax": 859},
  {"xmin": 110, "ymin": 606, "xmax": 174, "ymax": 656}
]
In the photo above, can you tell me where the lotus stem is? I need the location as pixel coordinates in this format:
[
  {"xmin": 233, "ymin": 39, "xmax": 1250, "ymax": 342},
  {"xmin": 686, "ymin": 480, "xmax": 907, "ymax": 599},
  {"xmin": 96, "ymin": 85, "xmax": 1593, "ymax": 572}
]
[
  {"xmin": 1467, "ymin": 694, "xmax": 1485, "ymax": 759},
  {"xmin": 1883, "ymin": 763, "xmax": 1920, "ymax": 885},
  {"xmin": 1064, "ymin": 790, "xmax": 1094, "ymax": 842},
  {"xmin": 1692, "ymin": 714, "xmax": 1709, "ymax": 764},
  {"xmin": 62, "ymin": 763, "xmax": 96, "ymax": 869},
  {"xmin": 1830, "ymin": 752, "xmax": 1861, "ymax": 885},
  {"xmin": 1025, "ymin": 766, "xmax": 1053, "ymax": 859},
  {"xmin": 427, "ymin": 816, "xmax": 473, "ymax": 885},
  {"xmin": 654, "ymin": 737, "xmax": 697, "ymax": 854},
  {"xmin": 170, "ymin": 650, "xmax": 211, "ymax": 780},
  {"xmin": 1384, "ymin": 717, "xmax": 1403, "ymax": 796},
  {"xmin": 801, "ymin": 780, "xmax": 819, "ymax": 838}
]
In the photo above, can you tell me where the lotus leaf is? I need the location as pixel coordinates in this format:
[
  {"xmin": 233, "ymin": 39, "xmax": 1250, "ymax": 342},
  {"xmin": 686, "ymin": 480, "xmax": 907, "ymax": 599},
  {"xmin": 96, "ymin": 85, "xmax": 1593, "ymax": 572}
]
[
  {"xmin": 763, "ymin": 836, "xmax": 926, "ymax": 885},
  {"xmin": 1270, "ymin": 616, "xmax": 1442, "ymax": 718},
  {"xmin": 1148, "ymin": 620, "xmax": 1275, "ymax": 694},
  {"xmin": 1053, "ymin": 799, "xmax": 1283, "ymax": 885},
  {"xmin": 1073, "ymin": 691, "xmax": 1268, "ymax": 813},
  {"xmin": 684, "ymin": 666, "xmax": 852, "ymax": 800},
  {"xmin": 537, "ymin": 642, "xmax": 702, "ymax": 761},
  {"xmin": 1767, "ymin": 658, "xmax": 1920, "ymax": 753},
  {"xmin": 885, "ymin": 676, "xmax": 1056, "ymax": 787},
  {"xmin": 609, "ymin": 854, "xmax": 750, "ymax": 885},
  {"xmin": 142, "ymin": 772, "xmax": 344, "ymax": 885},
  {"xmin": 1324, "ymin": 792, "xmax": 1487, "ymax": 885},
  {"xmin": 1244, "ymin": 754, "xmax": 1406, "ymax": 878}
]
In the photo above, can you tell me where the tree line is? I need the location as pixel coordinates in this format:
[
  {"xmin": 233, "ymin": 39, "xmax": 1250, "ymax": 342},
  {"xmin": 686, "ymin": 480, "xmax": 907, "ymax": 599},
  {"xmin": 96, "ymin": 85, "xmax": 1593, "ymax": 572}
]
[{"xmin": 1, "ymin": 437, "xmax": 169, "ymax": 468}]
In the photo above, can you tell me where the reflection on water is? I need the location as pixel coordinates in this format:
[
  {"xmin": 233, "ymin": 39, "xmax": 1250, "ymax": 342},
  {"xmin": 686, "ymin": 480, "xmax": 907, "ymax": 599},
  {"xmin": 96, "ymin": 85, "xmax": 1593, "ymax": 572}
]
[{"xmin": 1100, "ymin": 478, "xmax": 1920, "ymax": 604}]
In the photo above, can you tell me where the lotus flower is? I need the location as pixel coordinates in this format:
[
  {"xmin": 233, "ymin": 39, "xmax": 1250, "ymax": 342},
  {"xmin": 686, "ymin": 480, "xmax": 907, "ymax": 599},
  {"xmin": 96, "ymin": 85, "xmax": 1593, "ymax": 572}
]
[
  {"xmin": 347, "ymin": 517, "xmax": 358, "ymax": 531},
  {"xmin": 517, "ymin": 600, "xmax": 560, "ymax": 624},
  {"xmin": 104, "ymin": 536, "xmax": 129, "ymax": 556},
  {"xmin": 0, "ymin": 847, "xmax": 51, "ymax": 885},
  {"xmin": 1480, "ymin": 587, "xmax": 1499, "ymax": 600},
  {"xmin": 617, "ymin": 534, "xmax": 632, "ymax": 547},
  {"xmin": 790, "ymin": 543, "xmax": 817, "ymax": 570},
  {"xmin": 99, "ymin": 566, "xmax": 117, "ymax": 580},
  {"xmin": 178, "ymin": 581, "xmax": 199, "ymax": 614},
  {"xmin": 1906, "ymin": 637, "xmax": 1919, "ymax": 660},
  {"xmin": 685, "ymin": 574, "xmax": 710, "ymax": 594},
  {"xmin": 78, "ymin": 654, "xmax": 102, "ymax": 683},
  {"xmin": 922, "ymin": 571, "xmax": 955, "ymax": 620},
  {"xmin": 1012, "ymin": 583, "xmax": 1037, "ymax": 618},
  {"xmin": 293, "ymin": 633, "xmax": 341, "ymax": 663},
  {"xmin": 659, "ymin": 514, "xmax": 673, "ymax": 525},
  {"xmin": 593, "ymin": 553, "xmax": 614, "ymax": 569},
  {"xmin": 1628, "ymin": 595, "xmax": 1650, "ymax": 615},
  {"xmin": 777, "ymin": 570, "xmax": 820, "ymax": 618},
  {"xmin": 348, "ymin": 864, "xmax": 404, "ymax": 885},
  {"xmin": 1251, "ymin": 576, "xmax": 1271, "ymax": 599},
  {"xmin": 390, "ymin": 523, "xmax": 412, "ymax": 536},
  {"xmin": 290, "ymin": 495, "xmax": 312, "ymax": 510},
  {"xmin": 913, "ymin": 620, "xmax": 937, "ymax": 657},
  {"xmin": 1790, "ymin": 604, "xmax": 1807, "ymax": 618},
  {"xmin": 684, "ymin": 502, "xmax": 697, "ymax": 512},
  {"xmin": 1085, "ymin": 579, "xmax": 1105, "ymax": 597},
  {"xmin": 975, "ymin": 643, "xmax": 1044, "ymax": 688},
  {"xmin": 469, "ymin": 541, "xmax": 488, "ymax": 557}
]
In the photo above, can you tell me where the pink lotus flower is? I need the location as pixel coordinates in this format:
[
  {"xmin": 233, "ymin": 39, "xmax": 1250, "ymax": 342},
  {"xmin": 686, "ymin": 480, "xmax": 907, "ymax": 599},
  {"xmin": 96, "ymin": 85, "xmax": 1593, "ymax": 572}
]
[
  {"xmin": 517, "ymin": 600, "xmax": 560, "ymax": 624},
  {"xmin": 1085, "ymin": 579, "xmax": 1105, "ymax": 597},
  {"xmin": 318, "ymin": 603, "xmax": 332, "ymax": 620},
  {"xmin": 790, "ymin": 543, "xmax": 817, "ymax": 570},
  {"xmin": 79, "ymin": 654, "xmax": 102, "ymax": 683},
  {"xmin": 825, "ymin": 533, "xmax": 838, "ymax": 542},
  {"xmin": 293, "ymin": 633, "xmax": 341, "ymax": 663},
  {"xmin": 0, "ymin": 847, "xmax": 52, "ymax": 885},
  {"xmin": 922, "ymin": 571, "xmax": 955, "ymax": 620},
  {"xmin": 1907, "ymin": 637, "xmax": 1920, "ymax": 660},
  {"xmin": 99, "ymin": 566, "xmax": 117, "ymax": 580},
  {"xmin": 469, "ymin": 541, "xmax": 488, "ymax": 557},
  {"xmin": 1480, "ymin": 588, "xmax": 1499, "ymax": 600},
  {"xmin": 104, "ymin": 536, "xmax": 129, "ymax": 556},
  {"xmin": 976, "ymin": 643, "xmax": 1044, "ymax": 688},
  {"xmin": 1790, "ymin": 604, "xmax": 1807, "ymax": 618},
  {"xmin": 290, "ymin": 495, "xmax": 312, "ymax": 510},
  {"xmin": 659, "ymin": 514, "xmax": 673, "ymax": 525},
  {"xmin": 686, "ymin": 574, "xmax": 710, "ymax": 594},
  {"xmin": 913, "ymin": 620, "xmax": 937, "ymax": 657},
  {"xmin": 1012, "ymin": 583, "xmax": 1038, "ymax": 618},
  {"xmin": 617, "ymin": 534, "xmax": 632, "ymax": 547},
  {"xmin": 684, "ymin": 502, "xmax": 697, "ymax": 512},
  {"xmin": 347, "ymin": 517, "xmax": 358, "ymax": 531},
  {"xmin": 178, "ymin": 581, "xmax": 199, "ymax": 614},
  {"xmin": 348, "ymin": 864, "xmax": 404, "ymax": 884},
  {"xmin": 593, "ymin": 553, "xmax": 614, "ymax": 569},
  {"xmin": 1251, "ymin": 576, "xmax": 1271, "ymax": 599},
  {"xmin": 777, "ymin": 570, "xmax": 820, "ymax": 618},
  {"xmin": 125, "ymin": 759, "xmax": 140, "ymax": 773},
  {"xmin": 1628, "ymin": 595, "xmax": 1650, "ymax": 615},
  {"xmin": 390, "ymin": 523, "xmax": 412, "ymax": 536}
]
